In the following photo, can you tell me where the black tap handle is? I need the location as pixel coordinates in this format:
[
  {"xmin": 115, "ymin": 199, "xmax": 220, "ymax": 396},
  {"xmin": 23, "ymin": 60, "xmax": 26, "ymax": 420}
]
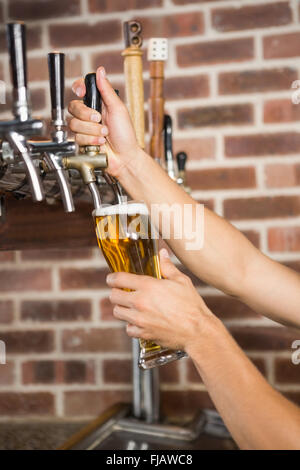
[
  {"xmin": 176, "ymin": 151, "xmax": 187, "ymax": 172},
  {"xmin": 48, "ymin": 52, "xmax": 65, "ymax": 122},
  {"xmin": 164, "ymin": 114, "xmax": 173, "ymax": 162},
  {"xmin": 84, "ymin": 73, "xmax": 102, "ymax": 113},
  {"xmin": 6, "ymin": 22, "xmax": 27, "ymax": 91}
]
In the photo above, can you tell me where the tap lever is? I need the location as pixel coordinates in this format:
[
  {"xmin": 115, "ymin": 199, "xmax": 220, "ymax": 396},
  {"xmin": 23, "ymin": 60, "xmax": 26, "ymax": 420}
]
[
  {"xmin": 176, "ymin": 151, "xmax": 187, "ymax": 172},
  {"xmin": 48, "ymin": 52, "xmax": 65, "ymax": 131},
  {"xmin": 163, "ymin": 115, "xmax": 176, "ymax": 181},
  {"xmin": 6, "ymin": 22, "xmax": 29, "ymax": 121},
  {"xmin": 84, "ymin": 73, "xmax": 102, "ymax": 113}
]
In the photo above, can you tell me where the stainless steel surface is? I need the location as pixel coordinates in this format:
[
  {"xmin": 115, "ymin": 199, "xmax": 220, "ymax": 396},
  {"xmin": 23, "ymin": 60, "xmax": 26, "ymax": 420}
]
[
  {"xmin": 88, "ymin": 181, "xmax": 102, "ymax": 210},
  {"xmin": 132, "ymin": 339, "xmax": 143, "ymax": 419},
  {"xmin": 143, "ymin": 368, "xmax": 160, "ymax": 423},
  {"xmin": 64, "ymin": 404, "xmax": 235, "ymax": 451}
]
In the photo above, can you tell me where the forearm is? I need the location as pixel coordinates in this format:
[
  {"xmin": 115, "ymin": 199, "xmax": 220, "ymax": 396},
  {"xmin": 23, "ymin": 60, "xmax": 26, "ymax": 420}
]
[
  {"xmin": 187, "ymin": 318, "xmax": 300, "ymax": 450},
  {"xmin": 118, "ymin": 149, "xmax": 254, "ymax": 296},
  {"xmin": 118, "ymin": 149, "xmax": 300, "ymax": 326}
]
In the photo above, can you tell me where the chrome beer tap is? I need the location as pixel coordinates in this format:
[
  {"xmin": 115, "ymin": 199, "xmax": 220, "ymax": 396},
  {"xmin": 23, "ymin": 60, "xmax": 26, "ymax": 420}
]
[
  {"xmin": 0, "ymin": 22, "xmax": 44, "ymax": 202},
  {"xmin": 29, "ymin": 52, "xmax": 76, "ymax": 212}
]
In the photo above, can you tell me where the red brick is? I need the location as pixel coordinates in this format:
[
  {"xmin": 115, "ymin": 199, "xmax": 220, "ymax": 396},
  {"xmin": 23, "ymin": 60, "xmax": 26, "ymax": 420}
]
[
  {"xmin": 103, "ymin": 359, "xmax": 132, "ymax": 384},
  {"xmin": 9, "ymin": 0, "xmax": 81, "ymax": 20},
  {"xmin": 178, "ymin": 104, "xmax": 253, "ymax": 128},
  {"xmin": 195, "ymin": 199, "xmax": 215, "ymax": 212},
  {"xmin": 64, "ymin": 390, "xmax": 131, "ymax": 417},
  {"xmin": 187, "ymin": 167, "xmax": 256, "ymax": 191},
  {"xmin": 265, "ymin": 163, "xmax": 300, "ymax": 188},
  {"xmin": 49, "ymin": 20, "xmax": 121, "ymax": 48},
  {"xmin": 1, "ymin": 88, "xmax": 46, "ymax": 114},
  {"xmin": 21, "ymin": 300, "xmax": 91, "ymax": 322},
  {"xmin": 0, "ymin": 26, "xmax": 42, "ymax": 52},
  {"xmin": 225, "ymin": 132, "xmax": 300, "ymax": 158},
  {"xmin": 0, "ymin": 251, "xmax": 15, "ymax": 262},
  {"xmin": 0, "ymin": 301, "xmax": 13, "ymax": 324},
  {"xmin": 283, "ymin": 392, "xmax": 300, "ymax": 407},
  {"xmin": 203, "ymin": 295, "xmax": 260, "ymax": 320},
  {"xmin": 268, "ymin": 227, "xmax": 300, "ymax": 252},
  {"xmin": 92, "ymin": 50, "xmax": 124, "ymax": 75},
  {"xmin": 99, "ymin": 297, "xmax": 116, "ymax": 321},
  {"xmin": 22, "ymin": 360, "xmax": 95, "ymax": 385},
  {"xmin": 136, "ymin": 12, "xmax": 204, "ymax": 39},
  {"xmin": 224, "ymin": 196, "xmax": 300, "ymax": 220},
  {"xmin": 89, "ymin": 0, "xmax": 162, "ymax": 12},
  {"xmin": 62, "ymin": 328, "xmax": 131, "ymax": 353},
  {"xmin": 0, "ymin": 269, "xmax": 51, "ymax": 292},
  {"xmin": 264, "ymin": 99, "xmax": 300, "ymax": 123},
  {"xmin": 177, "ymin": 38, "xmax": 254, "ymax": 67},
  {"xmin": 159, "ymin": 361, "xmax": 180, "ymax": 384},
  {"xmin": 1, "ymin": 331, "xmax": 54, "ymax": 353},
  {"xmin": 173, "ymin": 137, "xmax": 215, "ymax": 161},
  {"xmin": 219, "ymin": 68, "xmax": 297, "ymax": 95},
  {"xmin": 275, "ymin": 358, "xmax": 300, "ymax": 384},
  {"xmin": 241, "ymin": 230, "xmax": 260, "ymax": 249},
  {"xmin": 212, "ymin": 3, "xmax": 292, "ymax": 32},
  {"xmin": 284, "ymin": 260, "xmax": 300, "ymax": 274},
  {"xmin": 28, "ymin": 54, "xmax": 82, "ymax": 82},
  {"xmin": 0, "ymin": 362, "xmax": 15, "ymax": 386},
  {"xmin": 161, "ymin": 391, "xmax": 214, "ymax": 417},
  {"xmin": 264, "ymin": 32, "xmax": 300, "ymax": 59},
  {"xmin": 165, "ymin": 75, "xmax": 209, "ymax": 100},
  {"xmin": 60, "ymin": 267, "xmax": 108, "ymax": 290},
  {"xmin": 0, "ymin": 392, "xmax": 54, "ymax": 416},
  {"xmin": 21, "ymin": 248, "xmax": 93, "ymax": 261},
  {"xmin": 230, "ymin": 326, "xmax": 299, "ymax": 351}
]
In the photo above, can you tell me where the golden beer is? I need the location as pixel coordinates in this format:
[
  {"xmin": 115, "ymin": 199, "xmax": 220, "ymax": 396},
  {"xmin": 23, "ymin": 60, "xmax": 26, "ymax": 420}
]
[{"xmin": 93, "ymin": 201, "xmax": 186, "ymax": 369}]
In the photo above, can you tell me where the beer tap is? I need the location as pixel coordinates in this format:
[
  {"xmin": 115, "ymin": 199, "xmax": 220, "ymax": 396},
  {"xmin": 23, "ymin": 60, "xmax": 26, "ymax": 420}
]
[
  {"xmin": 148, "ymin": 38, "xmax": 168, "ymax": 164},
  {"xmin": 163, "ymin": 114, "xmax": 177, "ymax": 181},
  {"xmin": 176, "ymin": 151, "xmax": 191, "ymax": 194},
  {"xmin": 29, "ymin": 52, "xmax": 76, "ymax": 212},
  {"xmin": 0, "ymin": 22, "xmax": 44, "ymax": 202},
  {"xmin": 62, "ymin": 72, "xmax": 123, "ymax": 211}
]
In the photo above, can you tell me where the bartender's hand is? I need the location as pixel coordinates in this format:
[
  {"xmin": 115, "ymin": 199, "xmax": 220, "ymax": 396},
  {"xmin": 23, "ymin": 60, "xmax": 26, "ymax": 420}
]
[
  {"xmin": 69, "ymin": 66, "xmax": 142, "ymax": 177},
  {"xmin": 106, "ymin": 248, "xmax": 219, "ymax": 351}
]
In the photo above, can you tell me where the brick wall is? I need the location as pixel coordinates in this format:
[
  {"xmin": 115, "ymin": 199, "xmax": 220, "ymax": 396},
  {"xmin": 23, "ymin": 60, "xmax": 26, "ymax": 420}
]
[{"xmin": 0, "ymin": 0, "xmax": 300, "ymax": 421}]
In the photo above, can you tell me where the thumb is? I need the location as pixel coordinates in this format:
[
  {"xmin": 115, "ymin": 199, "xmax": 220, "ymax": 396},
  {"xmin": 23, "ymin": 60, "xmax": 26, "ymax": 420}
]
[
  {"xmin": 159, "ymin": 248, "xmax": 182, "ymax": 281},
  {"xmin": 96, "ymin": 66, "xmax": 121, "ymax": 110}
]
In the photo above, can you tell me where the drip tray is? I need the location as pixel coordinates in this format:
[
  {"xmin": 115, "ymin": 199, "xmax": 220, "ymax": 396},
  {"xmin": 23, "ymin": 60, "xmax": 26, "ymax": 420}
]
[{"xmin": 60, "ymin": 403, "xmax": 237, "ymax": 450}]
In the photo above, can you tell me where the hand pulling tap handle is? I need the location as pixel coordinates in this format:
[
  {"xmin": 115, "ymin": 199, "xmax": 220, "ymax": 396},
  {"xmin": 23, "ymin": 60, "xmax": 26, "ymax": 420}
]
[
  {"xmin": 6, "ymin": 22, "xmax": 29, "ymax": 121},
  {"xmin": 163, "ymin": 115, "xmax": 176, "ymax": 181}
]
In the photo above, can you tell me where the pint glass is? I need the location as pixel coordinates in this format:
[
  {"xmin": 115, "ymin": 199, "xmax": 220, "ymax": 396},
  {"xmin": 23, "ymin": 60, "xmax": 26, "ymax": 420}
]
[{"xmin": 93, "ymin": 201, "xmax": 186, "ymax": 369}]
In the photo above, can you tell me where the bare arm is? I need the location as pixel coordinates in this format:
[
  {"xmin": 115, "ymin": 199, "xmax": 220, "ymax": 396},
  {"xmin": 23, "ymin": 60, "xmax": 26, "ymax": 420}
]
[
  {"xmin": 69, "ymin": 67, "xmax": 300, "ymax": 328},
  {"xmin": 108, "ymin": 251, "xmax": 300, "ymax": 450}
]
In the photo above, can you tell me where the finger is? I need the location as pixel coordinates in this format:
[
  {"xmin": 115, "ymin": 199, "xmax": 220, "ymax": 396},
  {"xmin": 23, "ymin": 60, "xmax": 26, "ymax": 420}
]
[
  {"xmin": 96, "ymin": 66, "xmax": 123, "ymax": 110},
  {"xmin": 126, "ymin": 323, "xmax": 143, "ymax": 339},
  {"xmin": 110, "ymin": 288, "xmax": 135, "ymax": 308},
  {"xmin": 68, "ymin": 100, "xmax": 101, "ymax": 123},
  {"xmin": 106, "ymin": 272, "xmax": 153, "ymax": 291},
  {"xmin": 71, "ymin": 78, "xmax": 85, "ymax": 98},
  {"xmin": 113, "ymin": 305, "xmax": 138, "ymax": 323},
  {"xmin": 159, "ymin": 248, "xmax": 182, "ymax": 281},
  {"xmin": 69, "ymin": 117, "xmax": 108, "ymax": 137},
  {"xmin": 74, "ymin": 133, "xmax": 106, "ymax": 146}
]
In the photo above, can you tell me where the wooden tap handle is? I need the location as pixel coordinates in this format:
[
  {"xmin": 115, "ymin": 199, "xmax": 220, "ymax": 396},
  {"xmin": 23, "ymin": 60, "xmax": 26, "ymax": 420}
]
[
  {"xmin": 122, "ymin": 21, "xmax": 145, "ymax": 149},
  {"xmin": 148, "ymin": 61, "xmax": 164, "ymax": 161}
]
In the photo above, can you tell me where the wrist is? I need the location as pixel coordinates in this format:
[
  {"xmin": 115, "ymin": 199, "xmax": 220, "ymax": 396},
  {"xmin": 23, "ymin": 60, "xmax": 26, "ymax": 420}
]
[
  {"xmin": 117, "ymin": 147, "xmax": 151, "ymax": 189},
  {"xmin": 185, "ymin": 310, "xmax": 230, "ymax": 371}
]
